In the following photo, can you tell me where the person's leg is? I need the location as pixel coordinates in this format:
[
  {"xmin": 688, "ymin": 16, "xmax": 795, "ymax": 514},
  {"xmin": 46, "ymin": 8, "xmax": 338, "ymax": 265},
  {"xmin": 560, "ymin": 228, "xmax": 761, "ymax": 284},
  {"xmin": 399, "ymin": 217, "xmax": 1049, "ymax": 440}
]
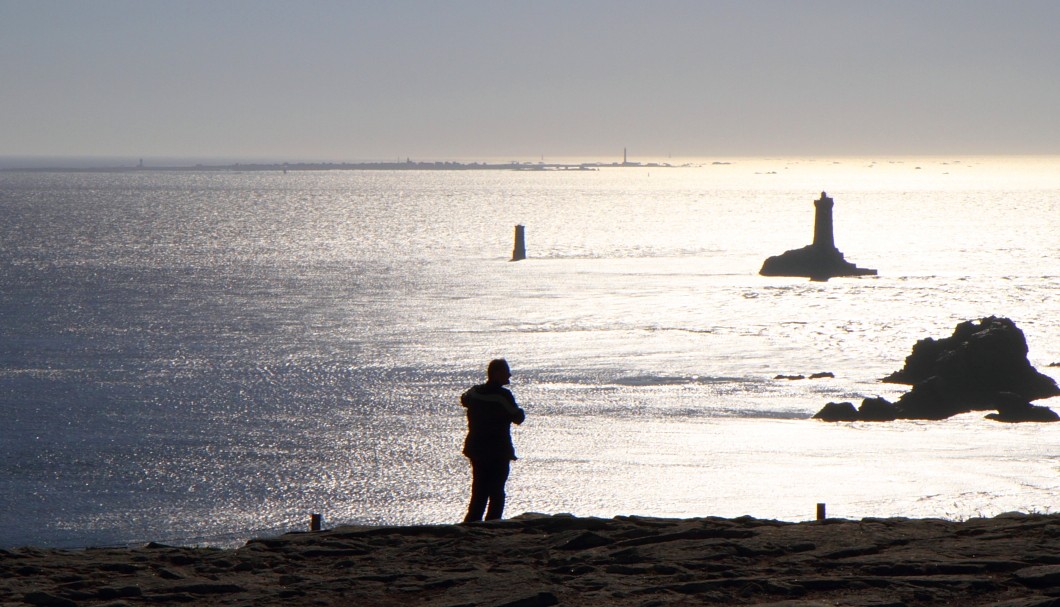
[
  {"xmin": 466, "ymin": 459, "xmax": 489, "ymax": 521},
  {"xmin": 463, "ymin": 459, "xmax": 489, "ymax": 523},
  {"xmin": 484, "ymin": 460, "xmax": 511, "ymax": 521}
]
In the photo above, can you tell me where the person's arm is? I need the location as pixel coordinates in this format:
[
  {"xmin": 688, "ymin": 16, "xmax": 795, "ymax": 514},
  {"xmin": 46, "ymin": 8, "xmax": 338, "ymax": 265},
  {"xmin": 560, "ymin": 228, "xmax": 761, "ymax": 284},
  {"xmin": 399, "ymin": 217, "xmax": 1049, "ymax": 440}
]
[
  {"xmin": 466, "ymin": 389, "xmax": 524, "ymax": 422},
  {"xmin": 504, "ymin": 391, "xmax": 526, "ymax": 424},
  {"xmin": 510, "ymin": 404, "xmax": 526, "ymax": 425}
]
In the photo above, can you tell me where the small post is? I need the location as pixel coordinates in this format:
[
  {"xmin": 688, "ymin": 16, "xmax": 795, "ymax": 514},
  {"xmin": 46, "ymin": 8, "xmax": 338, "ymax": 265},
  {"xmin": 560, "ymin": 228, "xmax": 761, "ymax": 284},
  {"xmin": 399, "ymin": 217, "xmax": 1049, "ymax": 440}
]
[
  {"xmin": 511, "ymin": 224, "xmax": 526, "ymax": 261},
  {"xmin": 310, "ymin": 513, "xmax": 322, "ymax": 531},
  {"xmin": 816, "ymin": 503, "xmax": 827, "ymax": 521}
]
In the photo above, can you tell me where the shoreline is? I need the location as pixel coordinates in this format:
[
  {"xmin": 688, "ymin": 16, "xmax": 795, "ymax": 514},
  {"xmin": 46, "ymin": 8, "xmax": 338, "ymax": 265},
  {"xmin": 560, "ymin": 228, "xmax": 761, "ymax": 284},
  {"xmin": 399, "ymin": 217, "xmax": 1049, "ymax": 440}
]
[{"xmin": 3, "ymin": 512, "xmax": 1059, "ymax": 606}]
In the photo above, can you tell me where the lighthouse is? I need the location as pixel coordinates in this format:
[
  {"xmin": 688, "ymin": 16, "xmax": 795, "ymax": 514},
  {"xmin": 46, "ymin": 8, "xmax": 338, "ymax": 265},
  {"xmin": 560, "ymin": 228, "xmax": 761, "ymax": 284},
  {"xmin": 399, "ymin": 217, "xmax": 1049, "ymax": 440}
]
[
  {"xmin": 759, "ymin": 192, "xmax": 877, "ymax": 280},
  {"xmin": 812, "ymin": 192, "xmax": 836, "ymax": 251}
]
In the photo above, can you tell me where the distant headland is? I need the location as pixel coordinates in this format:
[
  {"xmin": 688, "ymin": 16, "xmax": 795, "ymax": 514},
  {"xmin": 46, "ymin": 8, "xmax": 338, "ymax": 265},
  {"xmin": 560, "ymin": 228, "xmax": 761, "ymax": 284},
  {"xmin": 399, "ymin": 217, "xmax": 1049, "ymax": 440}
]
[{"xmin": 1, "ymin": 151, "xmax": 697, "ymax": 173}]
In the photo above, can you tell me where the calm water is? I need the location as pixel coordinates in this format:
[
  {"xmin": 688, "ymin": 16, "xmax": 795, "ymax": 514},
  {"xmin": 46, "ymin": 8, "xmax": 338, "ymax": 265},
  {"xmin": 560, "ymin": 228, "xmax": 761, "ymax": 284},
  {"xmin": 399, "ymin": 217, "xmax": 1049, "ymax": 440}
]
[{"xmin": 1, "ymin": 157, "xmax": 1058, "ymax": 548}]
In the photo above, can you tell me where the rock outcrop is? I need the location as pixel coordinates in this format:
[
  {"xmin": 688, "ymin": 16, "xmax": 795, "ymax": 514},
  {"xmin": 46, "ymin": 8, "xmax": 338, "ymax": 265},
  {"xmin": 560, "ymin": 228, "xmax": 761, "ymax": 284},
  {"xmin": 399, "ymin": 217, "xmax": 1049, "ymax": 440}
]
[
  {"xmin": 814, "ymin": 317, "xmax": 1060, "ymax": 422},
  {"xmin": 4, "ymin": 512, "xmax": 1060, "ymax": 606},
  {"xmin": 760, "ymin": 192, "xmax": 877, "ymax": 281}
]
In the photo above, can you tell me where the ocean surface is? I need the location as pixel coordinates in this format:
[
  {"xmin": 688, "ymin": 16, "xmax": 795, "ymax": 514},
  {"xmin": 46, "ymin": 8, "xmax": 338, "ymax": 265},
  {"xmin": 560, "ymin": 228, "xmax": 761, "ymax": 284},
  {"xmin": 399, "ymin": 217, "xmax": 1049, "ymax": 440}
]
[{"xmin": 1, "ymin": 157, "xmax": 1058, "ymax": 549}]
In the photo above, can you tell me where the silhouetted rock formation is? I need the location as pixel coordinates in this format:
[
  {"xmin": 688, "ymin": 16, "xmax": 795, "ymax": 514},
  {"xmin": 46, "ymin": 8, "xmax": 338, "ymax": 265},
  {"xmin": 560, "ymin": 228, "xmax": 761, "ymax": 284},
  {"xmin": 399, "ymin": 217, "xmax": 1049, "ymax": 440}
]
[
  {"xmin": 814, "ymin": 317, "xmax": 1060, "ymax": 423},
  {"xmin": 759, "ymin": 192, "xmax": 877, "ymax": 281},
  {"xmin": 775, "ymin": 372, "xmax": 834, "ymax": 380},
  {"xmin": 812, "ymin": 397, "xmax": 901, "ymax": 422},
  {"xmin": 984, "ymin": 393, "xmax": 1060, "ymax": 423},
  {"xmin": 856, "ymin": 396, "xmax": 900, "ymax": 421},
  {"xmin": 813, "ymin": 401, "xmax": 859, "ymax": 422}
]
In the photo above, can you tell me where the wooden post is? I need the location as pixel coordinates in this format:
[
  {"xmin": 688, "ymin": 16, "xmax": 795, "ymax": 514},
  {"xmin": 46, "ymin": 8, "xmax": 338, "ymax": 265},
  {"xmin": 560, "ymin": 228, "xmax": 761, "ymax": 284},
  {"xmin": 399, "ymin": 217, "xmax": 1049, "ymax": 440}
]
[
  {"xmin": 511, "ymin": 225, "xmax": 526, "ymax": 261},
  {"xmin": 816, "ymin": 503, "xmax": 826, "ymax": 521},
  {"xmin": 310, "ymin": 513, "xmax": 322, "ymax": 531}
]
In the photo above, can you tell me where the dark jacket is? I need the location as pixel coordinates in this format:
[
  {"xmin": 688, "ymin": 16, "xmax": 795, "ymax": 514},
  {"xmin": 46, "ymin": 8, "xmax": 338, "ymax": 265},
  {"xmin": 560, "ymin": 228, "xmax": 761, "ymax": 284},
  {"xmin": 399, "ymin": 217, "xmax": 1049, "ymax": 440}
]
[{"xmin": 461, "ymin": 383, "xmax": 525, "ymax": 461}]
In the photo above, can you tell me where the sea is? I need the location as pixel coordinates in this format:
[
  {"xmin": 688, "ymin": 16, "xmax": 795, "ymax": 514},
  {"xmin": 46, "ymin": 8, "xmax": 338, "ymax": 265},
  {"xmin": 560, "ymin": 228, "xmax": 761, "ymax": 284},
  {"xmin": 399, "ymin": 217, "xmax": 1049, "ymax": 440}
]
[{"xmin": 1, "ymin": 157, "xmax": 1057, "ymax": 549}]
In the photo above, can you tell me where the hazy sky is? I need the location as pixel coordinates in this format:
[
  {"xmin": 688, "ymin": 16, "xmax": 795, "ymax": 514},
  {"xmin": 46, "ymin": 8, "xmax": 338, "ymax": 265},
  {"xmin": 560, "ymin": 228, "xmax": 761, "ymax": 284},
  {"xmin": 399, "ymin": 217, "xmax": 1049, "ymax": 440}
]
[{"xmin": 3, "ymin": 1, "xmax": 1059, "ymax": 161}]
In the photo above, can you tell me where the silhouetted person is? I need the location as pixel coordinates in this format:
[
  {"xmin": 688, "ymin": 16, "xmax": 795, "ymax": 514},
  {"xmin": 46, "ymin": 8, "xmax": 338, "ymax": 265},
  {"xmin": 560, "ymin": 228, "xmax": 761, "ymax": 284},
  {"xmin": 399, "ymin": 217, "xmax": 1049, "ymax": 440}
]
[{"xmin": 461, "ymin": 359, "xmax": 525, "ymax": 522}]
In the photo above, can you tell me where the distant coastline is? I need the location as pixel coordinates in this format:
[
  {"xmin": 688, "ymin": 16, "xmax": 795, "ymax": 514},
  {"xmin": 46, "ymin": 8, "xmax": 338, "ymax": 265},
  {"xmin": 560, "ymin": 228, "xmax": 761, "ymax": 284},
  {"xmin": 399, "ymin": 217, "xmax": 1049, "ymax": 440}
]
[{"xmin": 1, "ymin": 158, "xmax": 698, "ymax": 173}]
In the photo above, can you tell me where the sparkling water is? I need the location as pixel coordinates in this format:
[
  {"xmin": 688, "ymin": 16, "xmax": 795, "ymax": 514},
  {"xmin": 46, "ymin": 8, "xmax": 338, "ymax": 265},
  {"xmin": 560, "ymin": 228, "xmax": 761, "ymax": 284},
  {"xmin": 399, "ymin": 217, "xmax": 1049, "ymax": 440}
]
[{"xmin": 1, "ymin": 157, "xmax": 1057, "ymax": 548}]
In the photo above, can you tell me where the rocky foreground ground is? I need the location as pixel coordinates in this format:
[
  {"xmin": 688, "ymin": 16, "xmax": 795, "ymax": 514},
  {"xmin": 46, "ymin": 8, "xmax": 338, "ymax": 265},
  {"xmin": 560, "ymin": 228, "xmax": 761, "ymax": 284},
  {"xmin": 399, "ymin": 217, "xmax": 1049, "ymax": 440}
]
[{"xmin": 2, "ymin": 512, "xmax": 1060, "ymax": 607}]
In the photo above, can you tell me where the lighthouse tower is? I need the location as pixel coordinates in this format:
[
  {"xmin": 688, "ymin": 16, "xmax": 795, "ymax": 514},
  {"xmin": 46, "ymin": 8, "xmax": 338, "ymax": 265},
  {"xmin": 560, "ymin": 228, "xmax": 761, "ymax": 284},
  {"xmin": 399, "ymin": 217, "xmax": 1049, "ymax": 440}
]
[
  {"xmin": 759, "ymin": 191, "xmax": 877, "ymax": 280},
  {"xmin": 812, "ymin": 192, "xmax": 836, "ymax": 251}
]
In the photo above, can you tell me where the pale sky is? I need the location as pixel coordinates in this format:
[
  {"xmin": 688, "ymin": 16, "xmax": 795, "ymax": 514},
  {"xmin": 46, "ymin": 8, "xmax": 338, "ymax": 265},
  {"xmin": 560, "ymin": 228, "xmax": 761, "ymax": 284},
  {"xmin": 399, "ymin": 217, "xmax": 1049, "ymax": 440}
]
[{"xmin": 3, "ymin": 0, "xmax": 1059, "ymax": 162}]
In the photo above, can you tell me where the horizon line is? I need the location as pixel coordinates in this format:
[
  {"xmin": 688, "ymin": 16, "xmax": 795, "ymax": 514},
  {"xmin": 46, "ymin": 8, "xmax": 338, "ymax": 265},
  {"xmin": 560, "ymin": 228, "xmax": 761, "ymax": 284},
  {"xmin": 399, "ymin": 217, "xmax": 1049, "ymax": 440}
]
[{"xmin": 4, "ymin": 152, "xmax": 1060, "ymax": 171}]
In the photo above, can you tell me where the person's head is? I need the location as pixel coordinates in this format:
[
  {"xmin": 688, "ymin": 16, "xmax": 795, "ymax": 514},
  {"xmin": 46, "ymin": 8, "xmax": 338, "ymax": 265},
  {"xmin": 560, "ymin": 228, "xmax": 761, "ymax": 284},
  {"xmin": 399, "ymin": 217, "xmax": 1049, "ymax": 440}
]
[{"xmin": 486, "ymin": 359, "xmax": 511, "ymax": 385}]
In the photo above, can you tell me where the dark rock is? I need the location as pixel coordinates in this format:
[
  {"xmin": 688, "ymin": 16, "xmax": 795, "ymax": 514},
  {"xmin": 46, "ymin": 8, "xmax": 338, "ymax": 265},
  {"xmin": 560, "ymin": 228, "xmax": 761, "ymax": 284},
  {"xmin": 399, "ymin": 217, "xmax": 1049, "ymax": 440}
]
[
  {"xmin": 892, "ymin": 375, "xmax": 968, "ymax": 420},
  {"xmin": 300, "ymin": 548, "xmax": 369, "ymax": 558},
  {"xmin": 782, "ymin": 576, "xmax": 853, "ymax": 591},
  {"xmin": 352, "ymin": 523, "xmax": 469, "ymax": 538},
  {"xmin": 857, "ymin": 397, "xmax": 898, "ymax": 421},
  {"xmin": 548, "ymin": 563, "xmax": 595, "ymax": 576},
  {"xmin": 23, "ymin": 593, "xmax": 78, "ymax": 607},
  {"xmin": 243, "ymin": 537, "xmax": 287, "ymax": 549},
  {"xmin": 162, "ymin": 583, "xmax": 245, "ymax": 595},
  {"xmin": 154, "ymin": 567, "xmax": 184, "ymax": 580},
  {"xmin": 818, "ymin": 317, "xmax": 1060, "ymax": 422},
  {"xmin": 556, "ymin": 531, "xmax": 613, "ymax": 551},
  {"xmin": 890, "ymin": 317, "xmax": 1060, "ymax": 420},
  {"xmin": 495, "ymin": 591, "xmax": 560, "ymax": 607},
  {"xmin": 422, "ymin": 576, "xmax": 475, "ymax": 590},
  {"xmin": 760, "ymin": 192, "xmax": 877, "ymax": 281},
  {"xmin": 809, "ymin": 372, "xmax": 835, "ymax": 379},
  {"xmin": 605, "ymin": 563, "xmax": 664, "ymax": 575},
  {"xmin": 230, "ymin": 561, "xmax": 258, "ymax": 572},
  {"xmin": 776, "ymin": 374, "xmax": 805, "ymax": 380},
  {"xmin": 96, "ymin": 586, "xmax": 142, "ymax": 600},
  {"xmin": 755, "ymin": 601, "xmax": 905, "ymax": 607},
  {"xmin": 985, "ymin": 396, "xmax": 1060, "ymax": 423},
  {"xmin": 608, "ymin": 547, "xmax": 647, "ymax": 564},
  {"xmin": 141, "ymin": 593, "xmax": 195, "ymax": 603},
  {"xmin": 165, "ymin": 554, "xmax": 197, "ymax": 566},
  {"xmin": 612, "ymin": 527, "xmax": 755, "ymax": 547},
  {"xmin": 991, "ymin": 598, "xmax": 1060, "ymax": 607},
  {"xmin": 812, "ymin": 402, "xmax": 859, "ymax": 422},
  {"xmin": 819, "ymin": 545, "xmax": 879, "ymax": 559},
  {"xmin": 99, "ymin": 562, "xmax": 140, "ymax": 574},
  {"xmin": 7, "ymin": 513, "xmax": 1060, "ymax": 607},
  {"xmin": 510, "ymin": 513, "xmax": 612, "ymax": 533},
  {"xmin": 883, "ymin": 316, "xmax": 1059, "ymax": 401},
  {"xmin": 1014, "ymin": 564, "xmax": 1060, "ymax": 587},
  {"xmin": 760, "ymin": 244, "xmax": 877, "ymax": 281}
]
